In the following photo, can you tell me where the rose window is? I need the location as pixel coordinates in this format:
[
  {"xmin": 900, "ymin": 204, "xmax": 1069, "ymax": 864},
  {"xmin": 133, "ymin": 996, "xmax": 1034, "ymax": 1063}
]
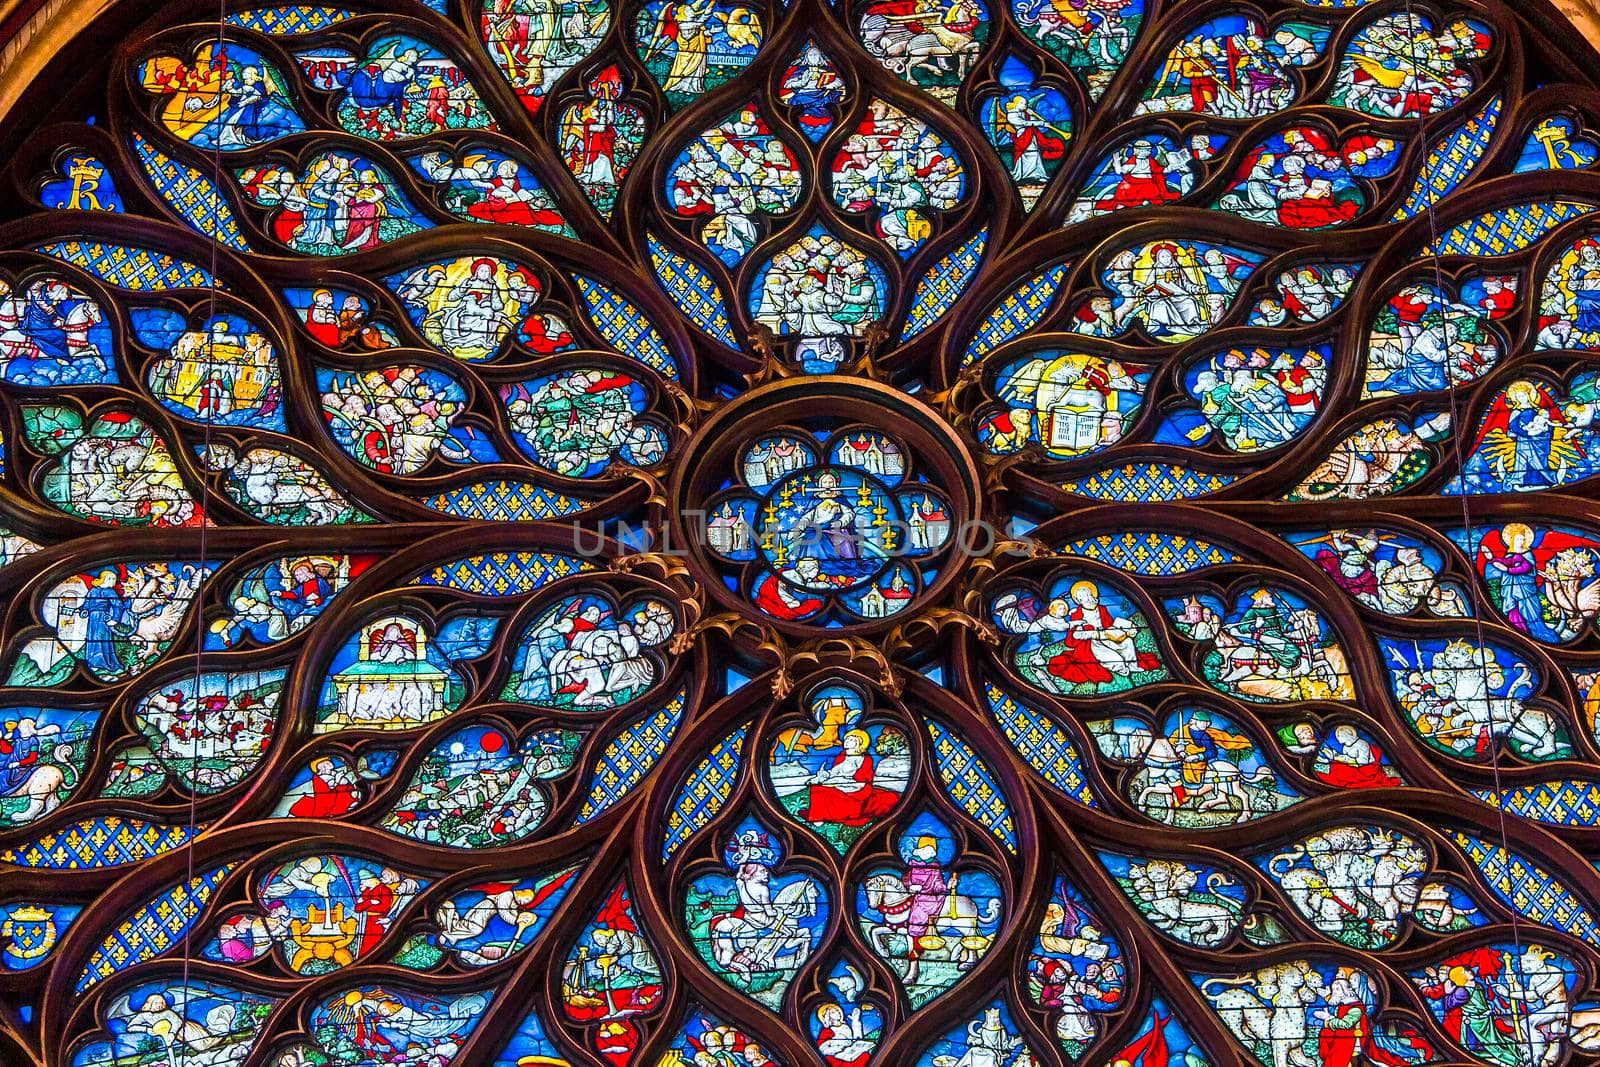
[{"xmin": 0, "ymin": 1, "xmax": 1599, "ymax": 1067}]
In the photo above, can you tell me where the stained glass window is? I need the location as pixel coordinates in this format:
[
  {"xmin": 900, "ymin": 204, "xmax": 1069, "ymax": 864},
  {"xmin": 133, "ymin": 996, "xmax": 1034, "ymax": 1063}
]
[{"xmin": 2, "ymin": 0, "xmax": 1600, "ymax": 1065}]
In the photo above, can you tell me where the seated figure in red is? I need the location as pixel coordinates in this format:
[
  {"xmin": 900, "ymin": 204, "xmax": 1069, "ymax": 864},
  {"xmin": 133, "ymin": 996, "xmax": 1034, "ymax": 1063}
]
[
  {"xmin": 287, "ymin": 756, "xmax": 360, "ymax": 818},
  {"xmin": 804, "ymin": 729, "xmax": 900, "ymax": 826}
]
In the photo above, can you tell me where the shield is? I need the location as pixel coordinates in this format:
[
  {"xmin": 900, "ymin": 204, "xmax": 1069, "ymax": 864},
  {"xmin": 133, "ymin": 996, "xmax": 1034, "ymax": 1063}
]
[{"xmin": 2, "ymin": 906, "xmax": 58, "ymax": 961}]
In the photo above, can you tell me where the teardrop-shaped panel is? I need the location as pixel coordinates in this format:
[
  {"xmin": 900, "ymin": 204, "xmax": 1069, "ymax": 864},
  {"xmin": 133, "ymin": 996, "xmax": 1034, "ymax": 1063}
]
[
  {"xmin": 31, "ymin": 560, "xmax": 214, "ymax": 683},
  {"xmin": 855, "ymin": 810, "xmax": 1004, "ymax": 1007},
  {"xmin": 0, "ymin": 274, "xmax": 116, "ymax": 386},
  {"xmin": 1245, "ymin": 261, "xmax": 1361, "ymax": 326},
  {"xmin": 666, "ymin": 104, "xmax": 803, "ymax": 264},
  {"xmin": 974, "ymin": 351, "xmax": 1150, "ymax": 459},
  {"xmin": 133, "ymin": 308, "xmax": 284, "ymax": 431},
  {"xmin": 1284, "ymin": 527, "xmax": 1467, "ymax": 620},
  {"xmin": 1380, "ymin": 635, "xmax": 1570, "ymax": 761},
  {"xmin": 70, "ymin": 980, "xmax": 278, "ymax": 1066},
  {"xmin": 1363, "ymin": 282, "xmax": 1501, "ymax": 398},
  {"xmin": 138, "ymin": 43, "xmax": 305, "ymax": 149},
  {"xmin": 912, "ymin": 1000, "xmax": 1041, "ymax": 1065},
  {"xmin": 202, "ymin": 444, "xmax": 374, "ymax": 525},
  {"xmin": 767, "ymin": 681, "xmax": 910, "ymax": 852},
  {"xmin": 1135, "ymin": 16, "xmax": 1327, "ymax": 119},
  {"xmin": 806, "ymin": 957, "xmax": 886, "ymax": 1064},
  {"xmin": 855, "ymin": 0, "xmax": 991, "ymax": 105},
  {"xmin": 1089, "ymin": 707, "xmax": 1302, "ymax": 826},
  {"xmin": 747, "ymin": 226, "xmax": 890, "ymax": 367},
  {"xmin": 780, "ymin": 40, "xmax": 848, "ymax": 141},
  {"xmin": 1198, "ymin": 960, "xmax": 1422, "ymax": 1067},
  {"xmin": 433, "ymin": 861, "xmax": 583, "ymax": 965},
  {"xmin": 502, "ymin": 590, "xmax": 677, "ymax": 709},
  {"xmin": 39, "ymin": 150, "xmax": 122, "ymax": 211},
  {"xmin": 561, "ymin": 879, "xmax": 666, "ymax": 1064},
  {"xmin": 1072, "ymin": 240, "xmax": 1264, "ymax": 344},
  {"xmin": 1410, "ymin": 942, "xmax": 1576, "ymax": 1067},
  {"xmin": 307, "ymin": 35, "xmax": 497, "ymax": 140},
  {"xmin": 1448, "ymin": 374, "xmax": 1600, "ymax": 496},
  {"xmin": 831, "ymin": 100, "xmax": 967, "ymax": 257},
  {"xmin": 558, "ymin": 65, "xmax": 649, "ymax": 218},
  {"xmin": 408, "ymin": 144, "xmax": 574, "ymax": 235},
  {"xmin": 234, "ymin": 149, "xmax": 431, "ymax": 254},
  {"xmin": 656, "ymin": 1005, "xmax": 771, "ymax": 1063},
  {"xmin": 1329, "ymin": 13, "xmax": 1491, "ymax": 118},
  {"xmin": 27, "ymin": 408, "xmax": 203, "ymax": 527},
  {"xmin": 685, "ymin": 814, "xmax": 829, "ymax": 1008},
  {"xmin": 978, "ymin": 56, "xmax": 1070, "ymax": 210},
  {"xmin": 1214, "ymin": 127, "xmax": 1401, "ymax": 229},
  {"xmin": 283, "ymin": 285, "xmax": 400, "ymax": 350},
  {"xmin": 132, "ymin": 669, "xmax": 284, "ymax": 792},
  {"xmin": 1517, "ymin": 114, "xmax": 1600, "ymax": 171},
  {"xmin": 991, "ymin": 572, "xmax": 1168, "ymax": 697},
  {"xmin": 1289, "ymin": 411, "xmax": 1450, "ymax": 501},
  {"xmin": 207, "ymin": 553, "xmax": 375, "ymax": 650},
  {"xmin": 499, "ymin": 365, "xmax": 670, "ymax": 476},
  {"xmin": 1177, "ymin": 344, "xmax": 1328, "ymax": 453},
  {"xmin": 273, "ymin": 752, "xmax": 372, "ymax": 818},
  {"xmin": 1065, "ymin": 132, "xmax": 1225, "ymax": 223},
  {"xmin": 254, "ymin": 853, "xmax": 427, "ymax": 971},
  {"xmin": 307, "ymin": 985, "xmax": 494, "ymax": 1063},
  {"xmin": 1104, "ymin": 1000, "xmax": 1214, "ymax": 1067},
  {"xmin": 0, "ymin": 706, "xmax": 96, "ymax": 825},
  {"xmin": 1098, "ymin": 850, "xmax": 1247, "ymax": 946},
  {"xmin": 385, "ymin": 254, "xmax": 544, "ymax": 362},
  {"xmin": 1163, "ymin": 586, "xmax": 1354, "ymax": 703},
  {"xmin": 493, "ymin": 1006, "xmax": 573, "ymax": 1064},
  {"xmin": 1256, "ymin": 825, "xmax": 1430, "ymax": 949},
  {"xmin": 1027, "ymin": 872, "xmax": 1126, "ymax": 1056},
  {"xmin": 1448, "ymin": 522, "xmax": 1600, "ymax": 643},
  {"xmin": 319, "ymin": 364, "xmax": 495, "ymax": 474},
  {"xmin": 1276, "ymin": 717, "xmax": 1406, "ymax": 789},
  {"xmin": 1012, "ymin": 0, "xmax": 1142, "ymax": 99}
]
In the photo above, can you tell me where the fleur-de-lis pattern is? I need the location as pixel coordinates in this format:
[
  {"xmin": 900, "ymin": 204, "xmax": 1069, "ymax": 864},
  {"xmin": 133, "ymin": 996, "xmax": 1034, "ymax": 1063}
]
[{"xmin": 2, "ymin": 0, "xmax": 1600, "ymax": 1066}]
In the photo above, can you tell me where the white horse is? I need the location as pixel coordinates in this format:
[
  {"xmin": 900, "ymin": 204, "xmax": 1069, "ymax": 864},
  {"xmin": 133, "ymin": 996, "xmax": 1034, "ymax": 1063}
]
[
  {"xmin": 709, "ymin": 878, "xmax": 819, "ymax": 980},
  {"xmin": 1135, "ymin": 737, "xmax": 1277, "ymax": 822},
  {"xmin": 861, "ymin": 873, "xmax": 1001, "ymax": 983},
  {"xmin": 6, "ymin": 749, "xmax": 71, "ymax": 823}
]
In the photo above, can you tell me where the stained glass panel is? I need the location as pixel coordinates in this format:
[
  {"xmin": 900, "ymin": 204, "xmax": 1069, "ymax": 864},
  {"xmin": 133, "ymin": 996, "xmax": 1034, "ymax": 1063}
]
[{"xmin": 0, "ymin": 0, "xmax": 1598, "ymax": 1065}]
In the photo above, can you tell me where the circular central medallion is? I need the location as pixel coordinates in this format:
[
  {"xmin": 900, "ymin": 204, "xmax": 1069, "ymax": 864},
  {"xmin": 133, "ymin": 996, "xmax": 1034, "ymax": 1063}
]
[
  {"xmin": 756, "ymin": 465, "xmax": 905, "ymax": 592},
  {"xmin": 673, "ymin": 378, "xmax": 981, "ymax": 633}
]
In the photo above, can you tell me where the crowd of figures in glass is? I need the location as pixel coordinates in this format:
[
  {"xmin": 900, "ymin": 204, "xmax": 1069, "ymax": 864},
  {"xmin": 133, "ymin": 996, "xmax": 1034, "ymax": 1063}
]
[{"xmin": 6, "ymin": 0, "xmax": 1600, "ymax": 1064}]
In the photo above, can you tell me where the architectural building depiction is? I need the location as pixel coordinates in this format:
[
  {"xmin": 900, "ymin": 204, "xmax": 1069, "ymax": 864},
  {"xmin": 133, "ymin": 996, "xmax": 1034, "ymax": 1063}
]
[{"xmin": 0, "ymin": 0, "xmax": 1599, "ymax": 1064}]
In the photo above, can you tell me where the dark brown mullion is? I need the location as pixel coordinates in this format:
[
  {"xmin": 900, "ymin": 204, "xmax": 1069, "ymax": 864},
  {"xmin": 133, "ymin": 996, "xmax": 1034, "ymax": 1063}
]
[{"xmin": 6, "ymin": 0, "xmax": 1600, "ymax": 1065}]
